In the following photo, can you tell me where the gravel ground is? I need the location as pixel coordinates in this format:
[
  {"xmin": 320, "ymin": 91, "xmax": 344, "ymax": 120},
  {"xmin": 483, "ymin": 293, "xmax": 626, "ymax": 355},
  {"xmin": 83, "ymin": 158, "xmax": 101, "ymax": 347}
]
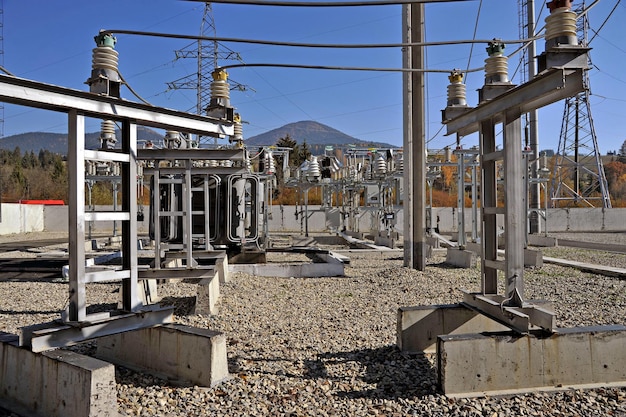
[{"xmin": 0, "ymin": 233, "xmax": 625, "ymax": 416}]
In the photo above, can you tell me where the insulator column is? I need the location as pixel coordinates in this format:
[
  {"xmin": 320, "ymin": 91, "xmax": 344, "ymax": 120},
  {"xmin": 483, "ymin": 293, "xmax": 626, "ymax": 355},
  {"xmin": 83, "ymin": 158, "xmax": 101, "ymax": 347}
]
[
  {"xmin": 231, "ymin": 113, "xmax": 244, "ymax": 148},
  {"xmin": 446, "ymin": 70, "xmax": 466, "ymax": 107},
  {"xmin": 206, "ymin": 69, "xmax": 234, "ymax": 122},
  {"xmin": 307, "ymin": 156, "xmax": 321, "ymax": 181},
  {"xmin": 484, "ymin": 40, "xmax": 509, "ymax": 84},
  {"xmin": 86, "ymin": 33, "xmax": 121, "ymax": 98},
  {"xmin": 545, "ymin": 0, "xmax": 578, "ymax": 49},
  {"xmin": 374, "ymin": 154, "xmax": 387, "ymax": 177},
  {"xmin": 164, "ymin": 130, "xmax": 181, "ymax": 149},
  {"xmin": 99, "ymin": 120, "xmax": 117, "ymax": 149}
]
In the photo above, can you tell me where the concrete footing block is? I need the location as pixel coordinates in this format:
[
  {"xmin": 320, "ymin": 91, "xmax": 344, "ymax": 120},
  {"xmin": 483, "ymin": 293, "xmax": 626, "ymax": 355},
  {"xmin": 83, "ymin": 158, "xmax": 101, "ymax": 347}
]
[
  {"xmin": 438, "ymin": 325, "xmax": 626, "ymax": 397},
  {"xmin": 528, "ymin": 234, "xmax": 557, "ymax": 247},
  {"xmin": 0, "ymin": 332, "xmax": 117, "ymax": 417},
  {"xmin": 374, "ymin": 235, "xmax": 395, "ymax": 249},
  {"xmin": 524, "ymin": 248, "xmax": 543, "ymax": 268},
  {"xmin": 464, "ymin": 241, "xmax": 481, "ymax": 254},
  {"xmin": 445, "ymin": 248, "xmax": 478, "ymax": 268},
  {"xmin": 425, "ymin": 235, "xmax": 440, "ymax": 249},
  {"xmin": 465, "ymin": 243, "xmax": 543, "ymax": 268},
  {"xmin": 230, "ymin": 260, "xmax": 344, "ymax": 278},
  {"xmin": 96, "ymin": 324, "xmax": 229, "ymax": 387},
  {"xmin": 214, "ymin": 253, "xmax": 230, "ymax": 283},
  {"xmin": 194, "ymin": 272, "xmax": 220, "ymax": 315},
  {"xmin": 397, "ymin": 304, "xmax": 510, "ymax": 353}
]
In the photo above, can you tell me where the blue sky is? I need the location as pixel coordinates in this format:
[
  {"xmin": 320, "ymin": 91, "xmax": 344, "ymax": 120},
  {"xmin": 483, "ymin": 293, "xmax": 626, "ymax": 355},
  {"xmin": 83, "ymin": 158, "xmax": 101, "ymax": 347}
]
[{"xmin": 3, "ymin": 0, "xmax": 625, "ymax": 154}]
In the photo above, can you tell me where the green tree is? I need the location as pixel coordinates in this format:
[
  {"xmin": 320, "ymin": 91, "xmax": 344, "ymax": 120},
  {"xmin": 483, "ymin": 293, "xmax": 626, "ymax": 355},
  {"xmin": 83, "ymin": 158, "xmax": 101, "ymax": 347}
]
[
  {"xmin": 275, "ymin": 134, "xmax": 299, "ymax": 166},
  {"xmin": 619, "ymin": 139, "xmax": 626, "ymax": 163},
  {"xmin": 298, "ymin": 140, "xmax": 311, "ymax": 166}
]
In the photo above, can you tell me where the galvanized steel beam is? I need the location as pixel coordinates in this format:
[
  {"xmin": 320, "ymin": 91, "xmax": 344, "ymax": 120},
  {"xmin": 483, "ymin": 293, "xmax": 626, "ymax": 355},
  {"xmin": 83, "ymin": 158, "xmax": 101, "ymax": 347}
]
[
  {"xmin": 444, "ymin": 68, "xmax": 585, "ymax": 137},
  {"xmin": 0, "ymin": 74, "xmax": 233, "ymax": 137}
]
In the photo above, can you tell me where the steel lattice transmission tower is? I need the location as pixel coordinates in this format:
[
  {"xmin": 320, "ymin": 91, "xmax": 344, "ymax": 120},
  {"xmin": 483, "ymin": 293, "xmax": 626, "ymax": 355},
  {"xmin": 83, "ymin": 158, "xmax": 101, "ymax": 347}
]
[
  {"xmin": 167, "ymin": 2, "xmax": 248, "ymax": 142},
  {"xmin": 518, "ymin": 0, "xmax": 542, "ymax": 233},
  {"xmin": 0, "ymin": 0, "xmax": 4, "ymax": 139},
  {"xmin": 549, "ymin": 1, "xmax": 612, "ymax": 208}
]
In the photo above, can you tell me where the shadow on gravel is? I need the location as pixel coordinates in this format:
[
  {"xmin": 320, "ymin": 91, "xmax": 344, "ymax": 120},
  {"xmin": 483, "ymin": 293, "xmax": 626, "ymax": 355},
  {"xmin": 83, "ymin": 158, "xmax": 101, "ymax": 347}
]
[
  {"xmin": 0, "ymin": 258, "xmax": 68, "ymax": 282},
  {"xmin": 159, "ymin": 295, "xmax": 196, "ymax": 316},
  {"xmin": 0, "ymin": 309, "xmax": 62, "ymax": 315},
  {"xmin": 429, "ymin": 261, "xmax": 470, "ymax": 270},
  {"xmin": 305, "ymin": 345, "xmax": 439, "ymax": 400}
]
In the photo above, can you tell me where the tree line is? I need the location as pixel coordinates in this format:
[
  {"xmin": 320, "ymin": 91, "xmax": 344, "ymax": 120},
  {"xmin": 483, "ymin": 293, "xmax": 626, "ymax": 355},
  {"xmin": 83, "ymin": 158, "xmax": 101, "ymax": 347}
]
[
  {"xmin": 1, "ymin": 140, "xmax": 625, "ymax": 207},
  {"xmin": 0, "ymin": 147, "xmax": 68, "ymax": 202}
]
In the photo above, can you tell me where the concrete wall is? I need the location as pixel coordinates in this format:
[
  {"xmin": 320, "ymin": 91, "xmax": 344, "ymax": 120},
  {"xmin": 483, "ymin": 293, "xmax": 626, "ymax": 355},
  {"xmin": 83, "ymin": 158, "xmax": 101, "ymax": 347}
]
[
  {"xmin": 0, "ymin": 203, "xmax": 44, "ymax": 235},
  {"xmin": 41, "ymin": 204, "xmax": 150, "ymax": 235},
  {"xmin": 262, "ymin": 206, "xmax": 626, "ymax": 234},
  {"xmin": 43, "ymin": 205, "xmax": 69, "ymax": 233},
  {"xmin": 0, "ymin": 204, "xmax": 623, "ymax": 236},
  {"xmin": 264, "ymin": 205, "xmax": 405, "ymax": 234}
]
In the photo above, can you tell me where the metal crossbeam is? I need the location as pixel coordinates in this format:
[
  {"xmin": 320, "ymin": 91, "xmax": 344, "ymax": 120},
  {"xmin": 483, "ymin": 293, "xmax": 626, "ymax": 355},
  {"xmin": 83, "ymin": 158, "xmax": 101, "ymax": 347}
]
[
  {"xmin": 0, "ymin": 74, "xmax": 233, "ymax": 137},
  {"xmin": 137, "ymin": 148, "xmax": 245, "ymax": 161},
  {"xmin": 444, "ymin": 68, "xmax": 584, "ymax": 137}
]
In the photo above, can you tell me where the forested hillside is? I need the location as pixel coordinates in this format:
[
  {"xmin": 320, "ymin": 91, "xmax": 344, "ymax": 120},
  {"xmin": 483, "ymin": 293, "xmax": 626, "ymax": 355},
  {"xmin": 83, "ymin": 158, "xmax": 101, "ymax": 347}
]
[
  {"xmin": 1, "ymin": 145, "xmax": 625, "ymax": 207},
  {"xmin": 0, "ymin": 148, "xmax": 68, "ymax": 202}
]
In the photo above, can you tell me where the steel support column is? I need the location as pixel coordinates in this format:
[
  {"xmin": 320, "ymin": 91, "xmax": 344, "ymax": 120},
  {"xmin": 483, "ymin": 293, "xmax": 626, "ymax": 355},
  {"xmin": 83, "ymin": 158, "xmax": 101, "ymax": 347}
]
[
  {"xmin": 480, "ymin": 120, "xmax": 498, "ymax": 295},
  {"xmin": 402, "ymin": 3, "xmax": 426, "ymax": 270},
  {"xmin": 121, "ymin": 120, "xmax": 141, "ymax": 312},
  {"xmin": 503, "ymin": 109, "xmax": 525, "ymax": 305},
  {"xmin": 68, "ymin": 110, "xmax": 87, "ymax": 322}
]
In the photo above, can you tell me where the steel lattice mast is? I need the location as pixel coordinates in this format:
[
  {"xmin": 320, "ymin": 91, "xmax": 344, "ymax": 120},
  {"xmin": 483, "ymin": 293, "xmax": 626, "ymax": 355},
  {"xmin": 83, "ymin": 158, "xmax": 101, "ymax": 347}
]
[
  {"xmin": 167, "ymin": 3, "xmax": 247, "ymax": 143},
  {"xmin": 0, "ymin": 0, "xmax": 4, "ymax": 139},
  {"xmin": 549, "ymin": 1, "xmax": 612, "ymax": 208}
]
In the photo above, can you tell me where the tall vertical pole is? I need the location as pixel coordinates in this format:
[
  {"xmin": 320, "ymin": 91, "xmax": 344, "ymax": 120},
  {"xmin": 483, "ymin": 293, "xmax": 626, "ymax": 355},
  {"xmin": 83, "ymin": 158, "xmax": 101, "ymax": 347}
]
[
  {"xmin": 68, "ymin": 110, "xmax": 86, "ymax": 322},
  {"xmin": 527, "ymin": 0, "xmax": 541, "ymax": 234},
  {"xmin": 121, "ymin": 120, "xmax": 141, "ymax": 312},
  {"xmin": 480, "ymin": 120, "xmax": 498, "ymax": 295},
  {"xmin": 402, "ymin": 3, "xmax": 426, "ymax": 270},
  {"xmin": 456, "ymin": 149, "xmax": 466, "ymax": 248},
  {"xmin": 504, "ymin": 109, "xmax": 525, "ymax": 306}
]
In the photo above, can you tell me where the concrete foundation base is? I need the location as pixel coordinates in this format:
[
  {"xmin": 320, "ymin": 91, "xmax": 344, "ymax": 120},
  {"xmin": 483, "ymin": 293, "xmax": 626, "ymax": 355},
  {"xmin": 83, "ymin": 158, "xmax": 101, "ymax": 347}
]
[
  {"xmin": 528, "ymin": 234, "xmax": 557, "ymax": 247},
  {"xmin": 445, "ymin": 248, "xmax": 478, "ymax": 268},
  {"xmin": 0, "ymin": 332, "xmax": 117, "ymax": 417},
  {"xmin": 374, "ymin": 234, "xmax": 396, "ymax": 249},
  {"xmin": 464, "ymin": 243, "xmax": 543, "ymax": 268},
  {"xmin": 230, "ymin": 251, "xmax": 345, "ymax": 277},
  {"xmin": 194, "ymin": 272, "xmax": 220, "ymax": 315},
  {"xmin": 438, "ymin": 325, "xmax": 626, "ymax": 397},
  {"xmin": 397, "ymin": 304, "xmax": 510, "ymax": 353},
  {"xmin": 344, "ymin": 230, "xmax": 364, "ymax": 240},
  {"xmin": 425, "ymin": 235, "xmax": 440, "ymax": 249},
  {"xmin": 523, "ymin": 248, "xmax": 543, "ymax": 268},
  {"xmin": 464, "ymin": 241, "xmax": 481, "ymax": 254},
  {"xmin": 96, "ymin": 324, "xmax": 229, "ymax": 387},
  {"xmin": 397, "ymin": 305, "xmax": 626, "ymax": 397}
]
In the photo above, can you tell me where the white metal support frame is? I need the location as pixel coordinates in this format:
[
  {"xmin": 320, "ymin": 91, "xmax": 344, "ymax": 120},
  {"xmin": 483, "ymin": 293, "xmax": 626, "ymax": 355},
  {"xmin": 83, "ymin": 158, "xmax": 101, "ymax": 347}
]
[
  {"xmin": 68, "ymin": 109, "xmax": 87, "ymax": 321},
  {"xmin": 445, "ymin": 68, "xmax": 586, "ymax": 333},
  {"xmin": 0, "ymin": 74, "xmax": 234, "ymax": 350}
]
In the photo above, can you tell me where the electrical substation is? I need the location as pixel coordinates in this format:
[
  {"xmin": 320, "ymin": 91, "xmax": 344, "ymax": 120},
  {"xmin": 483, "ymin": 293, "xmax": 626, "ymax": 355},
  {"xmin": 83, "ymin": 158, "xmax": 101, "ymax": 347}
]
[{"xmin": 0, "ymin": 0, "xmax": 625, "ymax": 415}]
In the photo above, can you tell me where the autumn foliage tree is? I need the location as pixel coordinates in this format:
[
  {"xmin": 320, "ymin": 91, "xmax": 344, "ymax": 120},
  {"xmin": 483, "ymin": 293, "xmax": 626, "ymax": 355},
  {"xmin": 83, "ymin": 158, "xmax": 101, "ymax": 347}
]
[{"xmin": 0, "ymin": 148, "xmax": 68, "ymax": 202}]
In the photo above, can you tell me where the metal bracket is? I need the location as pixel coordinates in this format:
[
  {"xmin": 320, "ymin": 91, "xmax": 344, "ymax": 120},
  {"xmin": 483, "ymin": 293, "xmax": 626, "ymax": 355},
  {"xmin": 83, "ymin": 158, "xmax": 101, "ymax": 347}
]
[
  {"xmin": 20, "ymin": 306, "xmax": 174, "ymax": 352},
  {"xmin": 461, "ymin": 290, "xmax": 556, "ymax": 334}
]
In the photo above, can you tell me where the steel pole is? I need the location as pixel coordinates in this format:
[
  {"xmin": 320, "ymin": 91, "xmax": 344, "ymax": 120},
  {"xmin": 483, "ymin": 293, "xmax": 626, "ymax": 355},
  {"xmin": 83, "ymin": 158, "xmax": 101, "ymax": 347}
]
[{"xmin": 402, "ymin": 3, "xmax": 426, "ymax": 270}]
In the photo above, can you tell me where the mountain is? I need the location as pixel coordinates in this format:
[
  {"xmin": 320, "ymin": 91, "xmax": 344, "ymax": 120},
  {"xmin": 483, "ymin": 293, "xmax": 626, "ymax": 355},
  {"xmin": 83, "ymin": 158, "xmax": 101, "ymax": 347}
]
[
  {"xmin": 0, "ymin": 121, "xmax": 397, "ymax": 156},
  {"xmin": 245, "ymin": 120, "xmax": 396, "ymax": 148},
  {"xmin": 0, "ymin": 127, "xmax": 164, "ymax": 155}
]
